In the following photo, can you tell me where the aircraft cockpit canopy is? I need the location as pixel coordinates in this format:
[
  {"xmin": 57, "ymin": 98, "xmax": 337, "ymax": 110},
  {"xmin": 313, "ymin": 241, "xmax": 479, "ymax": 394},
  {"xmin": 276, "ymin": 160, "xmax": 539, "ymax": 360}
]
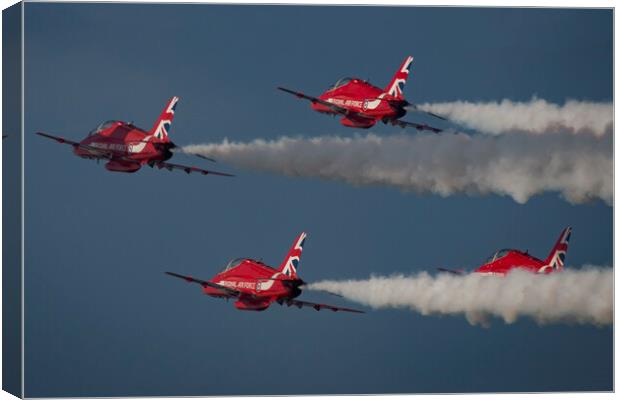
[
  {"xmin": 221, "ymin": 257, "xmax": 268, "ymax": 272},
  {"xmin": 222, "ymin": 257, "xmax": 246, "ymax": 272},
  {"xmin": 328, "ymin": 77, "xmax": 353, "ymax": 91},
  {"xmin": 88, "ymin": 120, "xmax": 118, "ymax": 136},
  {"xmin": 484, "ymin": 248, "xmax": 514, "ymax": 264}
]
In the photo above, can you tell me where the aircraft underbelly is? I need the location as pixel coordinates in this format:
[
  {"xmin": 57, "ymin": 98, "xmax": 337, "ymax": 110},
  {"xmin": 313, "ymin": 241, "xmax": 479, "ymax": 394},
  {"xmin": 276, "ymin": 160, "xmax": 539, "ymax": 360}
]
[
  {"xmin": 234, "ymin": 298, "xmax": 271, "ymax": 311},
  {"xmin": 105, "ymin": 160, "xmax": 141, "ymax": 173}
]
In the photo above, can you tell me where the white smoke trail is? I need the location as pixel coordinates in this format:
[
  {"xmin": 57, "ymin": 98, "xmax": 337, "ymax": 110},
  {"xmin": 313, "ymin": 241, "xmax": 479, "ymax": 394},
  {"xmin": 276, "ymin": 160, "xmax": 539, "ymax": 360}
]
[
  {"xmin": 418, "ymin": 98, "xmax": 612, "ymax": 137},
  {"xmin": 308, "ymin": 267, "xmax": 613, "ymax": 326},
  {"xmin": 182, "ymin": 131, "xmax": 612, "ymax": 205}
]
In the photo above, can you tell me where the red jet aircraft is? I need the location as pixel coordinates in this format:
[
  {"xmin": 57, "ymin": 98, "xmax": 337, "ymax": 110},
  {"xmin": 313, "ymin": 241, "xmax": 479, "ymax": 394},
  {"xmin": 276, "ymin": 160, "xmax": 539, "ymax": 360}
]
[
  {"xmin": 166, "ymin": 232, "xmax": 364, "ymax": 313},
  {"xmin": 36, "ymin": 97, "xmax": 233, "ymax": 176},
  {"xmin": 278, "ymin": 56, "xmax": 445, "ymax": 132},
  {"xmin": 438, "ymin": 227, "xmax": 572, "ymax": 276}
]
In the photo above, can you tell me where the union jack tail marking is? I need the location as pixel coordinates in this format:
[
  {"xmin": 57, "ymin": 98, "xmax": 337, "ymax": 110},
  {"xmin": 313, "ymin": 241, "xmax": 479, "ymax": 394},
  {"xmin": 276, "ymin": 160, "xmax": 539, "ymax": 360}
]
[
  {"xmin": 385, "ymin": 56, "xmax": 414, "ymax": 100},
  {"xmin": 278, "ymin": 232, "xmax": 307, "ymax": 279},
  {"xmin": 150, "ymin": 96, "xmax": 179, "ymax": 142},
  {"xmin": 543, "ymin": 227, "xmax": 572, "ymax": 272}
]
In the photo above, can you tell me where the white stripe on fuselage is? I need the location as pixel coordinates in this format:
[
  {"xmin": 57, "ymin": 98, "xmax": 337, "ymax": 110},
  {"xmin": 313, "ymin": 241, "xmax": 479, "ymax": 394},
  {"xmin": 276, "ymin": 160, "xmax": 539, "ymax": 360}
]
[
  {"xmin": 327, "ymin": 94, "xmax": 387, "ymax": 112},
  {"xmin": 89, "ymin": 137, "xmax": 151, "ymax": 154},
  {"xmin": 217, "ymin": 273, "xmax": 282, "ymax": 292},
  {"xmin": 217, "ymin": 280, "xmax": 257, "ymax": 290},
  {"xmin": 327, "ymin": 98, "xmax": 364, "ymax": 108},
  {"xmin": 364, "ymin": 93, "xmax": 387, "ymax": 111}
]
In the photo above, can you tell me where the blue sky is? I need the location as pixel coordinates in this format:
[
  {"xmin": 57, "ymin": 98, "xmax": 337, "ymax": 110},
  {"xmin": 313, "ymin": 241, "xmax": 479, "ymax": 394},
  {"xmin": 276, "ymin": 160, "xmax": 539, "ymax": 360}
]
[{"xmin": 23, "ymin": 4, "xmax": 612, "ymax": 397}]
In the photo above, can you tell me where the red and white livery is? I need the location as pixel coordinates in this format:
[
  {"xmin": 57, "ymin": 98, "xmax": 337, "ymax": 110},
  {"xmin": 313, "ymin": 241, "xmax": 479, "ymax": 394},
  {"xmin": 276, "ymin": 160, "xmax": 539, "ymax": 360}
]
[
  {"xmin": 36, "ymin": 97, "xmax": 233, "ymax": 176},
  {"xmin": 438, "ymin": 227, "xmax": 573, "ymax": 276},
  {"xmin": 166, "ymin": 232, "xmax": 364, "ymax": 313},
  {"xmin": 278, "ymin": 56, "xmax": 445, "ymax": 132}
]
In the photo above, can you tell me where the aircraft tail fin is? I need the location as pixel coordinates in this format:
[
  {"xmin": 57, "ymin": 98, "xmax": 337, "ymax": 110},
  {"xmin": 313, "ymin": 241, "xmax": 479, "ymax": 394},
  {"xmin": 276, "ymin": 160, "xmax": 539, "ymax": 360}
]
[
  {"xmin": 543, "ymin": 227, "xmax": 572, "ymax": 271},
  {"xmin": 149, "ymin": 96, "xmax": 179, "ymax": 142},
  {"xmin": 384, "ymin": 56, "xmax": 414, "ymax": 100},
  {"xmin": 277, "ymin": 232, "xmax": 307, "ymax": 279}
]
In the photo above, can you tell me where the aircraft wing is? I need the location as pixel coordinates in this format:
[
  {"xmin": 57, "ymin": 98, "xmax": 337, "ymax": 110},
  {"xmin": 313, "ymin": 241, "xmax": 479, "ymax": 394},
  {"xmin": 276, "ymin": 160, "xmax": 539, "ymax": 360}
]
[
  {"xmin": 282, "ymin": 298, "xmax": 365, "ymax": 314},
  {"xmin": 391, "ymin": 120, "xmax": 443, "ymax": 134},
  {"xmin": 153, "ymin": 161, "xmax": 234, "ymax": 177},
  {"xmin": 278, "ymin": 87, "xmax": 349, "ymax": 113},
  {"xmin": 36, "ymin": 131, "xmax": 125, "ymax": 160},
  {"xmin": 437, "ymin": 267, "xmax": 465, "ymax": 275},
  {"xmin": 36, "ymin": 131, "xmax": 82, "ymax": 147},
  {"xmin": 278, "ymin": 87, "xmax": 374, "ymax": 121},
  {"xmin": 165, "ymin": 271, "xmax": 241, "ymax": 297}
]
